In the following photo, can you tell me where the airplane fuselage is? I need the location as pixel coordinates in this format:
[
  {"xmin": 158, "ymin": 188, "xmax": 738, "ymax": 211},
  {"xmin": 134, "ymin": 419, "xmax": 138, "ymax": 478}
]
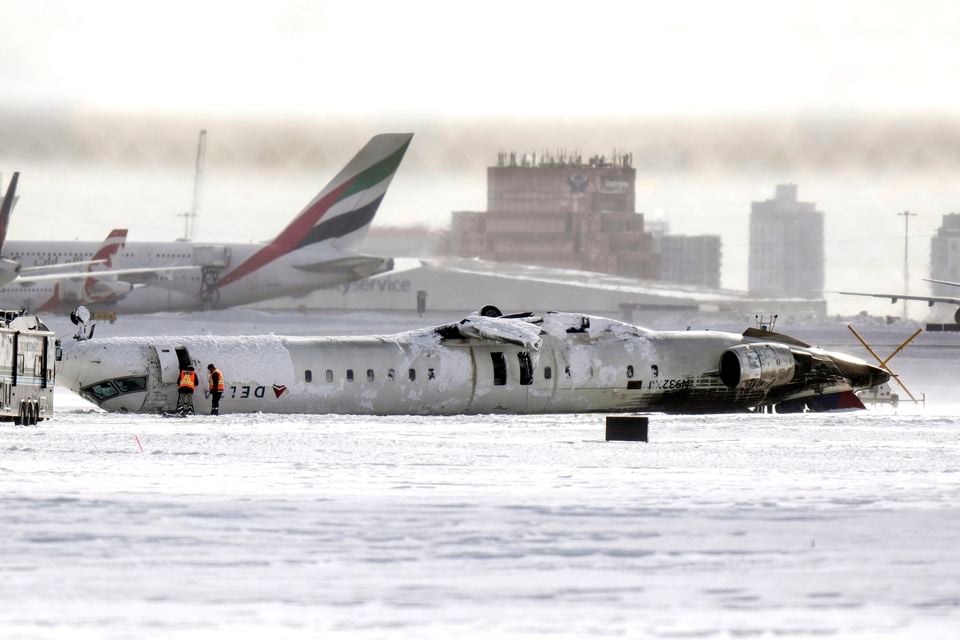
[
  {"xmin": 2, "ymin": 240, "xmax": 390, "ymax": 313},
  {"xmin": 58, "ymin": 312, "xmax": 888, "ymax": 415}
]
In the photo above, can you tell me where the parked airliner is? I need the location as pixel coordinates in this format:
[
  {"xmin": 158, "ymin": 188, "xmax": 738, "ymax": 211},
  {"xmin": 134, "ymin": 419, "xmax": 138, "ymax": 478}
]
[
  {"xmin": 2, "ymin": 133, "xmax": 412, "ymax": 313},
  {"xmin": 839, "ymin": 278, "xmax": 960, "ymax": 323},
  {"xmin": 59, "ymin": 306, "xmax": 889, "ymax": 415}
]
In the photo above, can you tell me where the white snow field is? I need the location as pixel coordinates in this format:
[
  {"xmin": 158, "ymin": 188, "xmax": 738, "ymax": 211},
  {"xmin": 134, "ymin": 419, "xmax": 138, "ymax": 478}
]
[
  {"xmin": 2, "ymin": 401, "xmax": 959, "ymax": 639},
  {"xmin": 2, "ymin": 309, "xmax": 959, "ymax": 638}
]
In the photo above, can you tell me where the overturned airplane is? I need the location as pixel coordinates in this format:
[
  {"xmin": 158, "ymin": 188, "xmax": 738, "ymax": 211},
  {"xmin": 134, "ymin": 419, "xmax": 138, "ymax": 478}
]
[
  {"xmin": 58, "ymin": 307, "xmax": 889, "ymax": 415},
  {"xmin": 59, "ymin": 307, "xmax": 889, "ymax": 415}
]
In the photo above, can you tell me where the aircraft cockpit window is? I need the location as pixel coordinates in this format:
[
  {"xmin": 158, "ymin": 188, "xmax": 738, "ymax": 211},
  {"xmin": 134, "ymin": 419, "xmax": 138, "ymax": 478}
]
[
  {"xmin": 85, "ymin": 380, "xmax": 119, "ymax": 400},
  {"xmin": 305, "ymin": 369, "xmax": 313, "ymax": 383},
  {"xmin": 113, "ymin": 377, "xmax": 147, "ymax": 394},
  {"xmin": 518, "ymin": 352, "xmax": 533, "ymax": 386},
  {"xmin": 367, "ymin": 369, "xmax": 375, "ymax": 382},
  {"xmin": 346, "ymin": 369, "xmax": 354, "ymax": 382},
  {"xmin": 325, "ymin": 369, "xmax": 334, "ymax": 383}
]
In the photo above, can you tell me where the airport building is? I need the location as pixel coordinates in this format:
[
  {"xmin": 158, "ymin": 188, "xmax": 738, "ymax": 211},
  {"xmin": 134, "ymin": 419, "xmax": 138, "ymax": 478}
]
[
  {"xmin": 748, "ymin": 184, "xmax": 824, "ymax": 298},
  {"xmin": 253, "ymin": 256, "xmax": 826, "ymax": 322},
  {"xmin": 930, "ymin": 213, "xmax": 960, "ymax": 295},
  {"xmin": 450, "ymin": 151, "xmax": 659, "ymax": 279}
]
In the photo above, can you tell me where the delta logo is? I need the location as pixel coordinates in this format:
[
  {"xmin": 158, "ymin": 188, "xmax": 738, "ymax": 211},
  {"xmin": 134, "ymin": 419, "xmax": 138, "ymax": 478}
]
[{"xmin": 272, "ymin": 384, "xmax": 287, "ymax": 398}]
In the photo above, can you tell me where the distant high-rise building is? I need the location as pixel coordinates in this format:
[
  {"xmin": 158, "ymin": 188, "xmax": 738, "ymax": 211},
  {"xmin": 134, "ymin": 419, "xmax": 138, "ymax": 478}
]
[
  {"xmin": 450, "ymin": 151, "xmax": 659, "ymax": 279},
  {"xmin": 748, "ymin": 184, "xmax": 824, "ymax": 298},
  {"xmin": 930, "ymin": 213, "xmax": 960, "ymax": 295},
  {"xmin": 660, "ymin": 235, "xmax": 722, "ymax": 288}
]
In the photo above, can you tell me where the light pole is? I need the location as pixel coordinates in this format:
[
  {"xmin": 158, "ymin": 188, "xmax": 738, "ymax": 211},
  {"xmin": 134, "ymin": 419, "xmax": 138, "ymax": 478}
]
[{"xmin": 897, "ymin": 211, "xmax": 917, "ymax": 321}]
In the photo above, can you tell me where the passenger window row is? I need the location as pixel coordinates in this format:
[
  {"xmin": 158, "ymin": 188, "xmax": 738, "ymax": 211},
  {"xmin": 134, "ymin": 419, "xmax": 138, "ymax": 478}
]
[{"xmin": 303, "ymin": 367, "xmax": 433, "ymax": 383}]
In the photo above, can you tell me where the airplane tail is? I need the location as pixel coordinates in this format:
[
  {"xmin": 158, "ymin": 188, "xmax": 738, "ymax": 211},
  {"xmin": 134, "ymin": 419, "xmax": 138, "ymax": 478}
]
[
  {"xmin": 0, "ymin": 172, "xmax": 20, "ymax": 251},
  {"xmin": 215, "ymin": 133, "xmax": 412, "ymax": 289},
  {"xmin": 88, "ymin": 229, "xmax": 128, "ymax": 271},
  {"xmin": 84, "ymin": 229, "xmax": 131, "ymax": 301}
]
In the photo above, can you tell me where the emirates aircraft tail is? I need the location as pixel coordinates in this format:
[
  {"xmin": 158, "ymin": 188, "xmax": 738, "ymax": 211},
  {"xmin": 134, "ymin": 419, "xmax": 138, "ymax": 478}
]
[{"xmin": 215, "ymin": 133, "xmax": 412, "ymax": 289}]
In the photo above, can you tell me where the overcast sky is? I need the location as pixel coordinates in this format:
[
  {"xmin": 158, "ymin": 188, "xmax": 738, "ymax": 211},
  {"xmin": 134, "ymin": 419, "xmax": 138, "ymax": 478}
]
[
  {"xmin": 2, "ymin": 0, "xmax": 958, "ymax": 118},
  {"xmin": 2, "ymin": 0, "xmax": 959, "ymax": 317}
]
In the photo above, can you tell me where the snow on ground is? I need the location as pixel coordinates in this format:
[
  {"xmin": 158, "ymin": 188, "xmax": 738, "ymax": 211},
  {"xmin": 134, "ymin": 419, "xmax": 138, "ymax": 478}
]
[
  {"xmin": 2, "ymin": 406, "xmax": 960, "ymax": 639},
  {"xmin": 2, "ymin": 310, "xmax": 958, "ymax": 638}
]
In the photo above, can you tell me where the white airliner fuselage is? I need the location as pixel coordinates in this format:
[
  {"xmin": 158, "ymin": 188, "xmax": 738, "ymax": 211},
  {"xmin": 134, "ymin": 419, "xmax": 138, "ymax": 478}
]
[
  {"xmin": 59, "ymin": 311, "xmax": 889, "ymax": 415},
  {"xmin": 3, "ymin": 240, "xmax": 391, "ymax": 313}
]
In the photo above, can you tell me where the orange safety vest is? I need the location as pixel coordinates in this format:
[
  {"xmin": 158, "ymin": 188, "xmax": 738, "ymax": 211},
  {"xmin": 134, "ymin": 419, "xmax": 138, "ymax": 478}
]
[
  {"xmin": 178, "ymin": 370, "xmax": 197, "ymax": 391},
  {"xmin": 209, "ymin": 368, "xmax": 224, "ymax": 392}
]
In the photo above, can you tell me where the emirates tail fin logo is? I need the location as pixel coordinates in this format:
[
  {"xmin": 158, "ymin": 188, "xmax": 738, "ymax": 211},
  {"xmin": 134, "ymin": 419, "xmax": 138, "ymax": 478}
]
[{"xmin": 272, "ymin": 384, "xmax": 287, "ymax": 398}]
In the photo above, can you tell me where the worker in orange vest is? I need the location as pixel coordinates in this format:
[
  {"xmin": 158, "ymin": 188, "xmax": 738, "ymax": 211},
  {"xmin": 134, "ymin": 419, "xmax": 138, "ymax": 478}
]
[
  {"xmin": 176, "ymin": 365, "xmax": 199, "ymax": 415},
  {"xmin": 207, "ymin": 363, "xmax": 225, "ymax": 415}
]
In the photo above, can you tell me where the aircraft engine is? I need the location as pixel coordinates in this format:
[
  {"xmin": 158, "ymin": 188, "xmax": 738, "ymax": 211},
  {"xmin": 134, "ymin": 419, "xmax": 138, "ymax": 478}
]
[{"xmin": 719, "ymin": 343, "xmax": 796, "ymax": 391}]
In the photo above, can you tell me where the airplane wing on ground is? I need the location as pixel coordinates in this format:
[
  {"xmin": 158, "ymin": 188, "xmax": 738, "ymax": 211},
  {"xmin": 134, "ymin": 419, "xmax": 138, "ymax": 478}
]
[
  {"xmin": 923, "ymin": 278, "xmax": 960, "ymax": 289},
  {"xmin": 836, "ymin": 290, "xmax": 960, "ymax": 323},
  {"xmin": 443, "ymin": 314, "xmax": 544, "ymax": 351},
  {"xmin": 836, "ymin": 290, "xmax": 960, "ymax": 306}
]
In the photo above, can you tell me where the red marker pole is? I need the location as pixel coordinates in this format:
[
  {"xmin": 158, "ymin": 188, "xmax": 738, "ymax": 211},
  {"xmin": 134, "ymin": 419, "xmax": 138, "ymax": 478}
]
[{"xmin": 135, "ymin": 435, "xmax": 144, "ymax": 453}]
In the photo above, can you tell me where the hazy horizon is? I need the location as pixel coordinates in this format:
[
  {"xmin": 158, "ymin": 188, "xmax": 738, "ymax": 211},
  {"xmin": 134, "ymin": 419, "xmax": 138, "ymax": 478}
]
[{"xmin": 1, "ymin": 0, "xmax": 958, "ymax": 319}]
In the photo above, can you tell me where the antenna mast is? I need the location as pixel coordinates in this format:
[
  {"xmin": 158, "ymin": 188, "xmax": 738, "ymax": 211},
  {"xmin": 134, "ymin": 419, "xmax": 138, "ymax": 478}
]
[{"xmin": 178, "ymin": 129, "xmax": 207, "ymax": 241}]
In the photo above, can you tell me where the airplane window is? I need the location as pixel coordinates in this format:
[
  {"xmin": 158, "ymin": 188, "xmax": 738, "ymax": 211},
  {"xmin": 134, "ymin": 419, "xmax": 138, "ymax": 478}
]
[
  {"xmin": 113, "ymin": 377, "xmax": 147, "ymax": 394},
  {"xmin": 491, "ymin": 352, "xmax": 506, "ymax": 386},
  {"xmin": 564, "ymin": 365, "xmax": 571, "ymax": 378},
  {"xmin": 325, "ymin": 369, "xmax": 334, "ymax": 383},
  {"xmin": 305, "ymin": 369, "xmax": 312, "ymax": 383},
  {"xmin": 408, "ymin": 368, "xmax": 416, "ymax": 381},
  {"xmin": 367, "ymin": 369, "xmax": 374, "ymax": 382},
  {"xmin": 544, "ymin": 366, "xmax": 552, "ymax": 380},
  {"xmin": 626, "ymin": 365, "xmax": 634, "ymax": 379},
  {"xmin": 387, "ymin": 369, "xmax": 395, "ymax": 381},
  {"xmin": 518, "ymin": 352, "xmax": 533, "ymax": 385},
  {"xmin": 428, "ymin": 368, "xmax": 435, "ymax": 380},
  {"xmin": 83, "ymin": 380, "xmax": 119, "ymax": 400},
  {"xmin": 346, "ymin": 369, "xmax": 354, "ymax": 382}
]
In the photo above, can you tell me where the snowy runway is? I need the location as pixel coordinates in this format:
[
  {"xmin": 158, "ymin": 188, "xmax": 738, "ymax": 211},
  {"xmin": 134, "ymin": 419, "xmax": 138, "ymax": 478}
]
[{"xmin": 2, "ymin": 401, "xmax": 959, "ymax": 638}]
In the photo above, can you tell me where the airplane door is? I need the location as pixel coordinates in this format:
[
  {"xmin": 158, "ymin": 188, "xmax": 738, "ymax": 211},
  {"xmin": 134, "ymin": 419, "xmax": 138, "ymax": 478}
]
[
  {"xmin": 527, "ymin": 348, "xmax": 557, "ymax": 412},
  {"xmin": 152, "ymin": 346, "xmax": 181, "ymax": 384}
]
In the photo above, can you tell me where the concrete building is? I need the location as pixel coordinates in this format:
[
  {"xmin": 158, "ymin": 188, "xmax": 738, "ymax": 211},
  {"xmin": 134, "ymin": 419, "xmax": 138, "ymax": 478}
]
[
  {"xmin": 451, "ymin": 151, "xmax": 659, "ymax": 279},
  {"xmin": 360, "ymin": 225, "xmax": 447, "ymax": 259},
  {"xmin": 749, "ymin": 184, "xmax": 824, "ymax": 298},
  {"xmin": 930, "ymin": 213, "xmax": 960, "ymax": 296},
  {"xmin": 660, "ymin": 235, "xmax": 722, "ymax": 288}
]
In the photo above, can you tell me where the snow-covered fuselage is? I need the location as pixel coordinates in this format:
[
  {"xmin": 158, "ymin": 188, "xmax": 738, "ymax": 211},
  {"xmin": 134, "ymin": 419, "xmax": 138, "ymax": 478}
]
[{"xmin": 58, "ymin": 312, "xmax": 889, "ymax": 415}]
